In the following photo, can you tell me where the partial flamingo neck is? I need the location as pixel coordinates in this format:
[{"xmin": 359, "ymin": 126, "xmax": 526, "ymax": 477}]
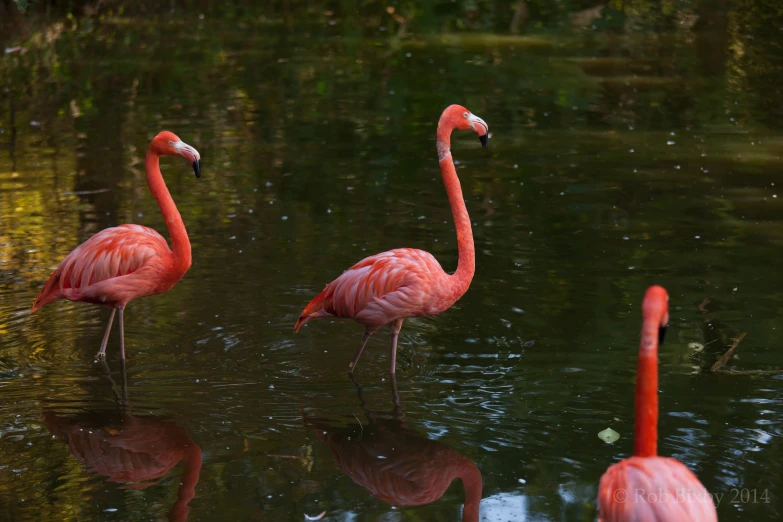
[
  {"xmin": 436, "ymin": 121, "xmax": 475, "ymax": 299},
  {"xmin": 145, "ymin": 149, "xmax": 191, "ymax": 274},
  {"xmin": 455, "ymin": 459, "xmax": 482, "ymax": 522},
  {"xmin": 634, "ymin": 314, "xmax": 659, "ymax": 458}
]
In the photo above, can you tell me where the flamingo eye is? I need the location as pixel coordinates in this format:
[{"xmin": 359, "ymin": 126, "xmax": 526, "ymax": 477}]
[
  {"xmin": 168, "ymin": 141, "xmax": 175, "ymax": 146},
  {"xmin": 463, "ymin": 112, "xmax": 469, "ymax": 118}
]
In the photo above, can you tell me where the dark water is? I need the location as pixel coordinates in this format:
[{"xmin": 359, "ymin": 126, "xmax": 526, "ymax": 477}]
[{"xmin": 2, "ymin": 4, "xmax": 783, "ymax": 521}]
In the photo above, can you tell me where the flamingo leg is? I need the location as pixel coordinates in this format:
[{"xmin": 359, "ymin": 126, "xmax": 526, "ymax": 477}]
[
  {"xmin": 118, "ymin": 307, "xmax": 126, "ymax": 362},
  {"xmin": 347, "ymin": 331, "xmax": 372, "ymax": 373},
  {"xmin": 96, "ymin": 308, "xmax": 116, "ymax": 359},
  {"xmin": 389, "ymin": 319, "xmax": 404, "ymax": 375}
]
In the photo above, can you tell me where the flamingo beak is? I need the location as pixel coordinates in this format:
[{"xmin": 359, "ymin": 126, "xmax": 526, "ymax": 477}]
[
  {"xmin": 173, "ymin": 141, "xmax": 201, "ymax": 178},
  {"xmin": 467, "ymin": 113, "xmax": 489, "ymax": 149}
]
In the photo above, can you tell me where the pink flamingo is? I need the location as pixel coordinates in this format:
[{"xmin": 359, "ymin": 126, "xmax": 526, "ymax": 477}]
[
  {"xmin": 597, "ymin": 286, "xmax": 718, "ymax": 521},
  {"xmin": 295, "ymin": 104, "xmax": 488, "ymax": 374},
  {"xmin": 32, "ymin": 131, "xmax": 201, "ymax": 361}
]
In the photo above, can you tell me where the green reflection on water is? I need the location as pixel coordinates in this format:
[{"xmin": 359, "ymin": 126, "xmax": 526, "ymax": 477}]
[{"xmin": 1, "ymin": 2, "xmax": 783, "ymax": 521}]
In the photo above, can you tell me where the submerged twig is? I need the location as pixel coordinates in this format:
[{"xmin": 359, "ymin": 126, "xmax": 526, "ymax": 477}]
[
  {"xmin": 709, "ymin": 333, "xmax": 783, "ymax": 375},
  {"xmin": 710, "ymin": 332, "xmax": 747, "ymax": 372}
]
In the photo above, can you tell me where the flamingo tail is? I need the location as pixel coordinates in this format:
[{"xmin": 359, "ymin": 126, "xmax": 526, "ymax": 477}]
[
  {"xmin": 32, "ymin": 271, "xmax": 62, "ymax": 312},
  {"xmin": 295, "ymin": 287, "xmax": 329, "ymax": 332}
]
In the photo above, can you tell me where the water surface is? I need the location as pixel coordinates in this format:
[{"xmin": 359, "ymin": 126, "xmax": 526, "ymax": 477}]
[{"xmin": 1, "ymin": 4, "xmax": 782, "ymax": 521}]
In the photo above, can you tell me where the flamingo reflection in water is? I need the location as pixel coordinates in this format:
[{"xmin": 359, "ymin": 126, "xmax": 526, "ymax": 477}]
[
  {"xmin": 42, "ymin": 361, "xmax": 202, "ymax": 522},
  {"xmin": 304, "ymin": 375, "xmax": 482, "ymax": 521}
]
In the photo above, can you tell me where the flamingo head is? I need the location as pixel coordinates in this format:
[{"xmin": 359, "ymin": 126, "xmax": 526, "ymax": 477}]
[
  {"xmin": 441, "ymin": 104, "xmax": 489, "ymax": 149},
  {"xmin": 151, "ymin": 131, "xmax": 202, "ymax": 178},
  {"xmin": 642, "ymin": 285, "xmax": 669, "ymax": 345}
]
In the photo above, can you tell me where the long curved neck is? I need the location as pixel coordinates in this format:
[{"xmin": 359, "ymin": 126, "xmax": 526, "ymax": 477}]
[
  {"xmin": 634, "ymin": 315, "xmax": 659, "ymax": 458},
  {"xmin": 455, "ymin": 459, "xmax": 482, "ymax": 522},
  {"xmin": 436, "ymin": 123, "xmax": 475, "ymax": 297},
  {"xmin": 145, "ymin": 149, "xmax": 191, "ymax": 273}
]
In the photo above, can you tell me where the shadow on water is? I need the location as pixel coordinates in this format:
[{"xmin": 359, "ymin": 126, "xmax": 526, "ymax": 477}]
[{"xmin": 41, "ymin": 360, "xmax": 202, "ymax": 522}]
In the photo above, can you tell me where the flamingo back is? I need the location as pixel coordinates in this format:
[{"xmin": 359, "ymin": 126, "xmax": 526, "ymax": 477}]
[
  {"xmin": 295, "ymin": 248, "xmax": 445, "ymax": 331},
  {"xmin": 598, "ymin": 456, "xmax": 717, "ymax": 522},
  {"xmin": 33, "ymin": 225, "xmax": 171, "ymax": 310}
]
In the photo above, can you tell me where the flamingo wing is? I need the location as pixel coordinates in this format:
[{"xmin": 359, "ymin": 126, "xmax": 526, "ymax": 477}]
[
  {"xmin": 33, "ymin": 224, "xmax": 171, "ymax": 310},
  {"xmin": 295, "ymin": 248, "xmax": 443, "ymax": 331}
]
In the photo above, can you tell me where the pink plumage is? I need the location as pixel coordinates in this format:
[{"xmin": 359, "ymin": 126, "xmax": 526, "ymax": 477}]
[
  {"xmin": 295, "ymin": 105, "xmax": 489, "ymax": 375},
  {"xmin": 32, "ymin": 131, "xmax": 201, "ymax": 361},
  {"xmin": 296, "ymin": 248, "xmax": 447, "ymax": 329},
  {"xmin": 599, "ymin": 457, "xmax": 717, "ymax": 522},
  {"xmin": 33, "ymin": 224, "xmax": 173, "ymax": 310}
]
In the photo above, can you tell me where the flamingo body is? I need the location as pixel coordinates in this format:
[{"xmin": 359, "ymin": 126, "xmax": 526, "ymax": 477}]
[
  {"xmin": 295, "ymin": 248, "xmax": 450, "ymax": 331},
  {"xmin": 296, "ymin": 105, "xmax": 489, "ymax": 374},
  {"xmin": 597, "ymin": 286, "xmax": 717, "ymax": 522},
  {"xmin": 33, "ymin": 224, "xmax": 179, "ymax": 310},
  {"xmin": 598, "ymin": 456, "xmax": 716, "ymax": 522},
  {"xmin": 32, "ymin": 131, "xmax": 201, "ymax": 361}
]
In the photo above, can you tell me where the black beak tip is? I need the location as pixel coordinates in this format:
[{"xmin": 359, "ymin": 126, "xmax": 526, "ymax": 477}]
[
  {"xmin": 193, "ymin": 159, "xmax": 201, "ymax": 179},
  {"xmin": 479, "ymin": 134, "xmax": 488, "ymax": 149},
  {"xmin": 659, "ymin": 325, "xmax": 668, "ymax": 345}
]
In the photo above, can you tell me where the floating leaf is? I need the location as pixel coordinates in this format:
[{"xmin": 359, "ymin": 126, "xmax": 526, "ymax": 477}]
[
  {"xmin": 598, "ymin": 428, "xmax": 620, "ymax": 444},
  {"xmin": 688, "ymin": 342, "xmax": 705, "ymax": 352}
]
